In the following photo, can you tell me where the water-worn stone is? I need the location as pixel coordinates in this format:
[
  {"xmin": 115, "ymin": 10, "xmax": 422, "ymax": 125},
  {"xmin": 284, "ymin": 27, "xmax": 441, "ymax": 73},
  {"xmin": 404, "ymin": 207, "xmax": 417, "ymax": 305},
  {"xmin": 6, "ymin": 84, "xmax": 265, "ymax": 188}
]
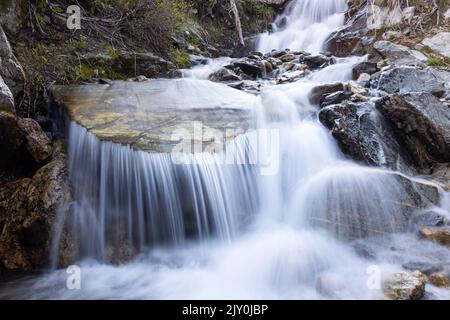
[
  {"xmin": 410, "ymin": 210, "xmax": 446, "ymax": 230},
  {"xmin": 303, "ymin": 54, "xmax": 331, "ymax": 68},
  {"xmin": 17, "ymin": 118, "xmax": 52, "ymax": 163},
  {"xmin": 375, "ymin": 92, "xmax": 450, "ymax": 167},
  {"xmin": 51, "ymin": 80, "xmax": 255, "ymax": 153},
  {"xmin": 321, "ymin": 91, "xmax": 353, "ymax": 108},
  {"xmin": 233, "ymin": 58, "xmax": 265, "ymax": 79},
  {"xmin": 208, "ymin": 67, "xmax": 241, "ymax": 82},
  {"xmin": 429, "ymin": 273, "xmax": 449, "ymax": 287},
  {"xmin": 420, "ymin": 227, "xmax": 450, "ymax": 247},
  {"xmin": 373, "ymin": 67, "xmax": 446, "ymax": 97},
  {"xmin": 309, "ymin": 83, "xmax": 344, "ymax": 105},
  {"xmin": 384, "ymin": 271, "xmax": 427, "ymax": 300}
]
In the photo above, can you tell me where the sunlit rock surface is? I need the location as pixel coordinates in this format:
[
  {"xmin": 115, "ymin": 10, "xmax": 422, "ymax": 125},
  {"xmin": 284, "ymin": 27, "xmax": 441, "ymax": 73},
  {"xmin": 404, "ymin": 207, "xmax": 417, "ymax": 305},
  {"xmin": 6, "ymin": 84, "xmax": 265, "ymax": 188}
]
[{"xmin": 52, "ymin": 79, "xmax": 256, "ymax": 153}]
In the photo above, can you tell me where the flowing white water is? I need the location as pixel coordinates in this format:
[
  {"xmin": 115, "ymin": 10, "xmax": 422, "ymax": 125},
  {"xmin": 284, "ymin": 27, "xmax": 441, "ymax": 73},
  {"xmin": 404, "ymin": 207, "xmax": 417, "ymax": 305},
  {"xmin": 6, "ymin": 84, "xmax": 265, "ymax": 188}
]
[
  {"xmin": 257, "ymin": 0, "xmax": 347, "ymax": 53},
  {"xmin": 2, "ymin": 0, "xmax": 450, "ymax": 299}
]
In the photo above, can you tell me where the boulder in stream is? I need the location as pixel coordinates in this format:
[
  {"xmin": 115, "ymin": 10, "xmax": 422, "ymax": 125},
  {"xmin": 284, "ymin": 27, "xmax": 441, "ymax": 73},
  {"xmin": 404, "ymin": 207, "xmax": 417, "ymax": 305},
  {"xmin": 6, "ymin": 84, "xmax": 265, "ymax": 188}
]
[{"xmin": 384, "ymin": 271, "xmax": 427, "ymax": 300}]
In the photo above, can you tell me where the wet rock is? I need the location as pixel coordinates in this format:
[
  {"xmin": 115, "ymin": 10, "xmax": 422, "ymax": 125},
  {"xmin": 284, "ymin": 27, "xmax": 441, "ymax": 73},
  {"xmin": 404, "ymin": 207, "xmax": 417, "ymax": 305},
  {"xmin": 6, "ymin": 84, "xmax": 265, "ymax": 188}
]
[
  {"xmin": 429, "ymin": 273, "xmax": 450, "ymax": 288},
  {"xmin": 0, "ymin": 75, "xmax": 14, "ymax": 113},
  {"xmin": 309, "ymin": 83, "xmax": 344, "ymax": 105},
  {"xmin": 352, "ymin": 62, "xmax": 378, "ymax": 80},
  {"xmin": 265, "ymin": 49, "xmax": 289, "ymax": 59},
  {"xmin": 384, "ymin": 271, "xmax": 427, "ymax": 300},
  {"xmin": 321, "ymin": 91, "xmax": 353, "ymax": 108},
  {"xmin": 262, "ymin": 60, "xmax": 273, "ymax": 73},
  {"xmin": 17, "ymin": 118, "xmax": 52, "ymax": 163},
  {"xmin": 52, "ymin": 80, "xmax": 255, "ymax": 153},
  {"xmin": 375, "ymin": 92, "xmax": 450, "ymax": 167},
  {"xmin": 374, "ymin": 66, "xmax": 446, "ymax": 97},
  {"xmin": 0, "ymin": 149, "xmax": 72, "ymax": 271},
  {"xmin": 420, "ymin": 227, "xmax": 450, "ymax": 247},
  {"xmin": 410, "ymin": 210, "xmax": 446, "ymax": 230},
  {"xmin": 326, "ymin": 31, "xmax": 364, "ymax": 57},
  {"xmin": 227, "ymin": 80, "xmax": 262, "ymax": 94},
  {"xmin": 422, "ymin": 32, "xmax": 450, "ymax": 57},
  {"xmin": 276, "ymin": 70, "xmax": 309, "ymax": 84},
  {"xmin": 208, "ymin": 67, "xmax": 241, "ymax": 82},
  {"xmin": 319, "ymin": 101, "xmax": 413, "ymax": 172},
  {"xmin": 0, "ymin": 26, "xmax": 25, "ymax": 98},
  {"xmin": 402, "ymin": 262, "xmax": 443, "ymax": 275},
  {"xmin": 303, "ymin": 54, "xmax": 331, "ymax": 68},
  {"xmin": 347, "ymin": 81, "xmax": 367, "ymax": 96},
  {"xmin": 279, "ymin": 53, "xmax": 296, "ymax": 62},
  {"xmin": 372, "ymin": 41, "xmax": 428, "ymax": 66},
  {"xmin": 356, "ymin": 73, "xmax": 371, "ymax": 87},
  {"xmin": 266, "ymin": 57, "xmax": 283, "ymax": 68},
  {"xmin": 233, "ymin": 58, "xmax": 264, "ymax": 79}
]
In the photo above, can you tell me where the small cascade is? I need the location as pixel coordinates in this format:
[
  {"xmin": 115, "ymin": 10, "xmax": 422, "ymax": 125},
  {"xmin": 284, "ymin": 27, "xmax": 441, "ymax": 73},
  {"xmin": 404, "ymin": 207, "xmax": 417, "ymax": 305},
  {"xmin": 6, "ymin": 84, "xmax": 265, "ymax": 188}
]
[
  {"xmin": 257, "ymin": 0, "xmax": 347, "ymax": 53},
  {"xmin": 65, "ymin": 122, "xmax": 259, "ymax": 261}
]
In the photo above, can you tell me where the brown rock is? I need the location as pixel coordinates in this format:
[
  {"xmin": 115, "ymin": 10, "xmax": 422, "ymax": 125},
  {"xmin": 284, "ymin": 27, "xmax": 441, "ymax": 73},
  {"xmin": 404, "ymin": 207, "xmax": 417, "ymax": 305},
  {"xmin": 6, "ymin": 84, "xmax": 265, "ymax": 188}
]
[
  {"xmin": 384, "ymin": 271, "xmax": 427, "ymax": 300},
  {"xmin": 429, "ymin": 273, "xmax": 450, "ymax": 288},
  {"xmin": 17, "ymin": 118, "xmax": 52, "ymax": 163},
  {"xmin": 420, "ymin": 227, "xmax": 450, "ymax": 247},
  {"xmin": 0, "ymin": 111, "xmax": 23, "ymax": 167},
  {"xmin": 0, "ymin": 151, "xmax": 72, "ymax": 271}
]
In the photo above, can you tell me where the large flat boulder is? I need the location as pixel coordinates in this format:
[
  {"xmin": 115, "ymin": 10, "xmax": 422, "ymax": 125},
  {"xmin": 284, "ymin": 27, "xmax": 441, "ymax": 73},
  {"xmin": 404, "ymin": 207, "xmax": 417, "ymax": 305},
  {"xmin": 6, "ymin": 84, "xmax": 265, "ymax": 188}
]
[
  {"xmin": 422, "ymin": 32, "xmax": 450, "ymax": 57},
  {"xmin": 373, "ymin": 41, "xmax": 428, "ymax": 66},
  {"xmin": 52, "ymin": 79, "xmax": 256, "ymax": 153}
]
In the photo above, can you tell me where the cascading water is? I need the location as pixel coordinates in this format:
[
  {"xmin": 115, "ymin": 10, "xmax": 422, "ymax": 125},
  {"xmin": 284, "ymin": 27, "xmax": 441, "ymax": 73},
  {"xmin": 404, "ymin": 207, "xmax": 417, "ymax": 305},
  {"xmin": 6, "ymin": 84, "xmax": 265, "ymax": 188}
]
[
  {"xmin": 2, "ymin": 0, "xmax": 450, "ymax": 299},
  {"xmin": 257, "ymin": 0, "xmax": 347, "ymax": 53}
]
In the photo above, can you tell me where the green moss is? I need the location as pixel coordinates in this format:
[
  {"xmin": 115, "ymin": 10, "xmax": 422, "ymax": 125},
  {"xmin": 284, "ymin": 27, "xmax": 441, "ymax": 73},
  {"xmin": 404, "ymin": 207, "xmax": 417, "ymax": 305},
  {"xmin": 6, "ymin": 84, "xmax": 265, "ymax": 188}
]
[{"xmin": 171, "ymin": 48, "xmax": 191, "ymax": 68}]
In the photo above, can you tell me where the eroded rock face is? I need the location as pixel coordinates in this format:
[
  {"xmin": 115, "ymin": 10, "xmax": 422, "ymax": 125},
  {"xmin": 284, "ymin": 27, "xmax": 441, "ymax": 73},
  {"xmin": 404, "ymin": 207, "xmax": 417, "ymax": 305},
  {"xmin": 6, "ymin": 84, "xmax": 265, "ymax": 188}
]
[
  {"xmin": 373, "ymin": 67, "xmax": 446, "ymax": 97},
  {"xmin": 309, "ymin": 83, "xmax": 344, "ymax": 105},
  {"xmin": 375, "ymin": 92, "xmax": 450, "ymax": 168},
  {"xmin": 17, "ymin": 118, "xmax": 52, "ymax": 163},
  {"xmin": 384, "ymin": 271, "xmax": 427, "ymax": 300},
  {"xmin": 0, "ymin": 147, "xmax": 72, "ymax": 271}
]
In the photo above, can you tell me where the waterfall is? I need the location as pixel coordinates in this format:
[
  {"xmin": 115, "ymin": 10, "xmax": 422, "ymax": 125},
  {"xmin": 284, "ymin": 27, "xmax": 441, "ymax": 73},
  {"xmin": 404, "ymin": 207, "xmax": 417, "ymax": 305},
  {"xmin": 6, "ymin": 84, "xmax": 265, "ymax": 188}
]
[
  {"xmin": 257, "ymin": 0, "xmax": 347, "ymax": 53},
  {"xmin": 3, "ymin": 0, "xmax": 450, "ymax": 300}
]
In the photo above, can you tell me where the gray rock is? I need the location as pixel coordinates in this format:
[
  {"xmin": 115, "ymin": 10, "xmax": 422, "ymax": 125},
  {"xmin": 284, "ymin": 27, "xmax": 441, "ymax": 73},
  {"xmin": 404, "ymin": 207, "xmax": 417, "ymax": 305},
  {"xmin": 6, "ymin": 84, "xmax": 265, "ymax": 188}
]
[
  {"xmin": 0, "ymin": 75, "xmax": 14, "ymax": 113},
  {"xmin": 373, "ymin": 67, "xmax": 446, "ymax": 97},
  {"xmin": 303, "ymin": 54, "xmax": 331, "ymax": 68},
  {"xmin": 422, "ymin": 32, "xmax": 450, "ymax": 57},
  {"xmin": 409, "ymin": 210, "xmax": 446, "ymax": 231},
  {"xmin": 375, "ymin": 92, "xmax": 450, "ymax": 167},
  {"xmin": 373, "ymin": 41, "xmax": 428, "ymax": 66},
  {"xmin": 0, "ymin": 25, "xmax": 25, "ymax": 98},
  {"xmin": 321, "ymin": 91, "xmax": 353, "ymax": 108},
  {"xmin": 233, "ymin": 58, "xmax": 264, "ymax": 79},
  {"xmin": 352, "ymin": 62, "xmax": 378, "ymax": 80},
  {"xmin": 208, "ymin": 67, "xmax": 241, "ymax": 82},
  {"xmin": 309, "ymin": 83, "xmax": 344, "ymax": 105},
  {"xmin": 402, "ymin": 262, "xmax": 443, "ymax": 275},
  {"xmin": 319, "ymin": 101, "xmax": 413, "ymax": 173}
]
